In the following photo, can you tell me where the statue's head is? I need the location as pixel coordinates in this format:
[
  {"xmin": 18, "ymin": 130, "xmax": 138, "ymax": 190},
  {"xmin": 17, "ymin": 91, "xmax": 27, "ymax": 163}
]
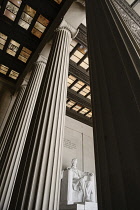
[{"xmin": 71, "ymin": 158, "xmax": 77, "ymax": 168}]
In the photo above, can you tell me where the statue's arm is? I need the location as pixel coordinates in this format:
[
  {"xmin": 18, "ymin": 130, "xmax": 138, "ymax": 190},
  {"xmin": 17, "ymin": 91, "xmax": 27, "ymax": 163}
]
[{"xmin": 81, "ymin": 172, "xmax": 94, "ymax": 180}]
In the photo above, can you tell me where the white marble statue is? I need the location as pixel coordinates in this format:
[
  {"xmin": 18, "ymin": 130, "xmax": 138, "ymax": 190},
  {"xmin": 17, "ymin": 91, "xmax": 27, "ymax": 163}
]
[
  {"xmin": 69, "ymin": 158, "xmax": 94, "ymax": 202},
  {"xmin": 60, "ymin": 158, "xmax": 95, "ymax": 205}
]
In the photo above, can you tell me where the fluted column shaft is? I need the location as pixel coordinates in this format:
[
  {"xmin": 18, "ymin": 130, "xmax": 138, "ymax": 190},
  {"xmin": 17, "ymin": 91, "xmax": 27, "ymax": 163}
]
[
  {"xmin": 86, "ymin": 0, "xmax": 140, "ymax": 209},
  {"xmin": 0, "ymin": 83, "xmax": 27, "ymax": 159},
  {"xmin": 18, "ymin": 22, "xmax": 75, "ymax": 210},
  {"xmin": 0, "ymin": 58, "xmax": 47, "ymax": 210}
]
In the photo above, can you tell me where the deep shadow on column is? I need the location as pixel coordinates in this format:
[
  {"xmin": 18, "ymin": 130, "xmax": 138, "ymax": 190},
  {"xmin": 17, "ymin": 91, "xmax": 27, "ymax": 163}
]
[
  {"xmin": 86, "ymin": 0, "xmax": 140, "ymax": 210},
  {"xmin": 0, "ymin": 83, "xmax": 27, "ymax": 159}
]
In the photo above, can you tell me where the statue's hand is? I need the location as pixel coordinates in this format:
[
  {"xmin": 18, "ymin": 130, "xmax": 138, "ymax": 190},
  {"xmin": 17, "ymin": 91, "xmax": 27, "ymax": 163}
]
[
  {"xmin": 84, "ymin": 172, "xmax": 90, "ymax": 176},
  {"xmin": 84, "ymin": 172, "xmax": 94, "ymax": 176}
]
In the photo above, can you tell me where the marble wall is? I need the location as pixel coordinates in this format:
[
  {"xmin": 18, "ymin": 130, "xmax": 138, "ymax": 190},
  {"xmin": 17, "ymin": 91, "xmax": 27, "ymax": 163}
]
[
  {"xmin": 63, "ymin": 116, "xmax": 95, "ymax": 173},
  {"xmin": 62, "ymin": 116, "xmax": 97, "ymax": 203}
]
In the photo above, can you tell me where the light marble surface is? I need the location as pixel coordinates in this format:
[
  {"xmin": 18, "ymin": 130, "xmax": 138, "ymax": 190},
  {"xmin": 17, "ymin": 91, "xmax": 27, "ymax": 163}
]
[
  {"xmin": 65, "ymin": 116, "xmax": 93, "ymax": 138},
  {"xmin": 63, "ymin": 116, "xmax": 95, "ymax": 173},
  {"xmin": 60, "ymin": 159, "xmax": 95, "ymax": 205},
  {"xmin": 63, "ymin": 127, "xmax": 83, "ymax": 170},
  {"xmin": 63, "ymin": 116, "xmax": 97, "ymax": 203},
  {"xmin": 64, "ymin": 2, "xmax": 85, "ymax": 30}
]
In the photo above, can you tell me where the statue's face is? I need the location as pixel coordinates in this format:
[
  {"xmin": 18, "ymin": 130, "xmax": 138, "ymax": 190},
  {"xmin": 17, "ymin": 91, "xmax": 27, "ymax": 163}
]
[{"xmin": 72, "ymin": 159, "xmax": 77, "ymax": 168}]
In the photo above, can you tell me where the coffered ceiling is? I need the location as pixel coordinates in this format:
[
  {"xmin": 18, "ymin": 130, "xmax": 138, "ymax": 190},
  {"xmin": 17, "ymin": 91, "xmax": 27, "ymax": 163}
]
[{"xmin": 0, "ymin": 0, "xmax": 139, "ymax": 126}]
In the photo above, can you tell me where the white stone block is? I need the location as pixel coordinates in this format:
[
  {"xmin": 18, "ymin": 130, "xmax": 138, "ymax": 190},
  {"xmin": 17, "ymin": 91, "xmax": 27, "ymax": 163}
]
[{"xmin": 85, "ymin": 202, "xmax": 98, "ymax": 210}]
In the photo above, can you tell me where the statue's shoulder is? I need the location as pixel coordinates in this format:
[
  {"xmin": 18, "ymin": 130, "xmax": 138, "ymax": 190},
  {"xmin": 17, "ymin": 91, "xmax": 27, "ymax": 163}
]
[{"xmin": 67, "ymin": 167, "xmax": 72, "ymax": 170}]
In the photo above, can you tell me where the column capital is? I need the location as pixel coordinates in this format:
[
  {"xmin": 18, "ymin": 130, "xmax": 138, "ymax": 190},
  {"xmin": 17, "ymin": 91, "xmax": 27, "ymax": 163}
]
[
  {"xmin": 57, "ymin": 19, "xmax": 79, "ymax": 39},
  {"xmin": 21, "ymin": 81, "xmax": 28, "ymax": 89},
  {"xmin": 22, "ymin": 71, "xmax": 32, "ymax": 86},
  {"xmin": 36, "ymin": 54, "xmax": 48, "ymax": 65},
  {"xmin": 76, "ymin": 0, "xmax": 85, "ymax": 7}
]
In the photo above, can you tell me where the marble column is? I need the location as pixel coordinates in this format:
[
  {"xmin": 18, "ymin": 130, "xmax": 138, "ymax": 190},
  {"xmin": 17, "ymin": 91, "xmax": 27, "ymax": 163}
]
[
  {"xmin": 11, "ymin": 20, "xmax": 77, "ymax": 210},
  {"xmin": 0, "ymin": 82, "xmax": 27, "ymax": 160},
  {"xmin": 0, "ymin": 55, "xmax": 48, "ymax": 210},
  {"xmin": 0, "ymin": 83, "xmax": 14, "ymax": 129},
  {"xmin": 86, "ymin": 0, "xmax": 140, "ymax": 209}
]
